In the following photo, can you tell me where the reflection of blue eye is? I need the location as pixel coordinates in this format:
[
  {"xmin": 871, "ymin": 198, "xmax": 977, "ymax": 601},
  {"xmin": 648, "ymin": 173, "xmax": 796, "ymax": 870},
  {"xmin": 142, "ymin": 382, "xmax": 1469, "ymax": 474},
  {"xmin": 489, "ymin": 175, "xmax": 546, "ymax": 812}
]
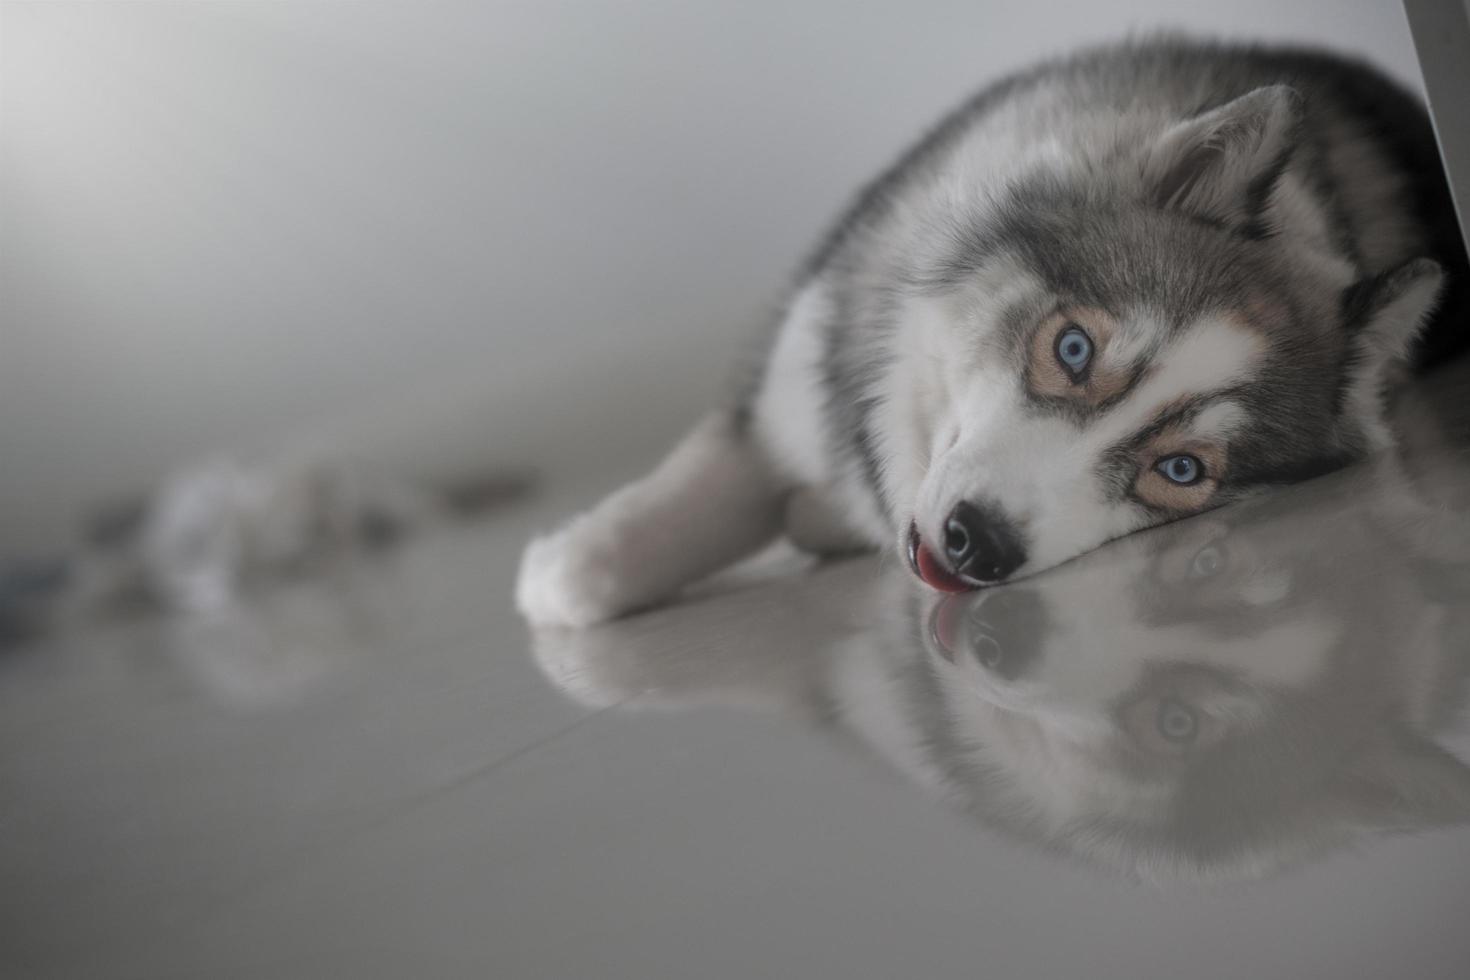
[
  {"xmin": 1157, "ymin": 454, "xmax": 1203, "ymax": 485},
  {"xmin": 1054, "ymin": 325, "xmax": 1093, "ymax": 379},
  {"xmin": 1156, "ymin": 698, "xmax": 1199, "ymax": 743},
  {"xmin": 1189, "ymin": 543, "xmax": 1225, "ymax": 579}
]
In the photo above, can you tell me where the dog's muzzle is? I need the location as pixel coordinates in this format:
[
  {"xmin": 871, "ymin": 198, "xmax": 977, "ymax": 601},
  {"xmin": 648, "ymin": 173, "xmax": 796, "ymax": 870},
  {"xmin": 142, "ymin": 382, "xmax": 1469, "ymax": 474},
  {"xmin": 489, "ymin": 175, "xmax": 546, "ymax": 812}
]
[
  {"xmin": 907, "ymin": 502, "xmax": 1027, "ymax": 593},
  {"xmin": 908, "ymin": 522, "xmax": 974, "ymax": 592},
  {"xmin": 928, "ymin": 587, "xmax": 1046, "ymax": 681}
]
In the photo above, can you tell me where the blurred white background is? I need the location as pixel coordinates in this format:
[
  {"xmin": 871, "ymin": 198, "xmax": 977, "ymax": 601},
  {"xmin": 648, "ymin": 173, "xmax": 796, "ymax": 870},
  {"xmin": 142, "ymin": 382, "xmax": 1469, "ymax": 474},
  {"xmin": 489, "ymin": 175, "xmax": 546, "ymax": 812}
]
[{"xmin": 0, "ymin": 1, "xmax": 1428, "ymax": 557}]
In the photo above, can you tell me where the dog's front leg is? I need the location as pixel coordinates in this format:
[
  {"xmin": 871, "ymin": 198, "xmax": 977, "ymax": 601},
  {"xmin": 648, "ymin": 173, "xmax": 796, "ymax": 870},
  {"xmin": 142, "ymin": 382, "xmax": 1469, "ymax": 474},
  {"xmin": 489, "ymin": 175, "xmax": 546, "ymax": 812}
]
[{"xmin": 516, "ymin": 411, "xmax": 788, "ymax": 627}]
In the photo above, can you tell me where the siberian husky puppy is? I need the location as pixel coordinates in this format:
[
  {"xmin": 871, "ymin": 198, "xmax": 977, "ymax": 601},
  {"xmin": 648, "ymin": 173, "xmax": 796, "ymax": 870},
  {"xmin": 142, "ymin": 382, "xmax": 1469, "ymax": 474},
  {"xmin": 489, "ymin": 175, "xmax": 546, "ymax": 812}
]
[{"xmin": 518, "ymin": 38, "xmax": 1468, "ymax": 627}]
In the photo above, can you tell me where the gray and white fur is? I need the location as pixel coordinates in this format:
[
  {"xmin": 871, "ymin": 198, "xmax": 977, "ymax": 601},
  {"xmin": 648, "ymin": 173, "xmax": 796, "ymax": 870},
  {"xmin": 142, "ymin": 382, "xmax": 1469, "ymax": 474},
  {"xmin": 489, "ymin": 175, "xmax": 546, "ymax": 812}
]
[{"xmin": 518, "ymin": 37, "xmax": 1469, "ymax": 627}]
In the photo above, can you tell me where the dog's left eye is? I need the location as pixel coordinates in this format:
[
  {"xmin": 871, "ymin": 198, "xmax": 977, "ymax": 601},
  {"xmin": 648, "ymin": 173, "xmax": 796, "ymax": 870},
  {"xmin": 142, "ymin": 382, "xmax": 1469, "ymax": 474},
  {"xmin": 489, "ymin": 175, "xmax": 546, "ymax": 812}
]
[
  {"xmin": 1053, "ymin": 324, "xmax": 1093, "ymax": 379},
  {"xmin": 1188, "ymin": 543, "xmax": 1226, "ymax": 579},
  {"xmin": 1157, "ymin": 454, "xmax": 1204, "ymax": 485},
  {"xmin": 1156, "ymin": 698, "xmax": 1199, "ymax": 744}
]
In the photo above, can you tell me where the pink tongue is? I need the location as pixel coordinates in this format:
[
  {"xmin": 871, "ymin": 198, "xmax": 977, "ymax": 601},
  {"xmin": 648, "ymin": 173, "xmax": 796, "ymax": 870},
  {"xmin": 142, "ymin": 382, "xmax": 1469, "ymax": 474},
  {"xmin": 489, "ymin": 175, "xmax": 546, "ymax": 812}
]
[
  {"xmin": 908, "ymin": 527, "xmax": 975, "ymax": 594},
  {"xmin": 929, "ymin": 595, "xmax": 967, "ymax": 655}
]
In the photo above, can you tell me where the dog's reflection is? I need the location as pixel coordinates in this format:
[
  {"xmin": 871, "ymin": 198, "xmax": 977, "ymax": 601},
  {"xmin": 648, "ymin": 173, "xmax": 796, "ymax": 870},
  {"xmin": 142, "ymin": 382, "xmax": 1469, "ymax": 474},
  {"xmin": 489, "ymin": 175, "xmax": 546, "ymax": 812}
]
[
  {"xmin": 532, "ymin": 414, "xmax": 1470, "ymax": 882},
  {"xmin": 908, "ymin": 474, "xmax": 1470, "ymax": 879}
]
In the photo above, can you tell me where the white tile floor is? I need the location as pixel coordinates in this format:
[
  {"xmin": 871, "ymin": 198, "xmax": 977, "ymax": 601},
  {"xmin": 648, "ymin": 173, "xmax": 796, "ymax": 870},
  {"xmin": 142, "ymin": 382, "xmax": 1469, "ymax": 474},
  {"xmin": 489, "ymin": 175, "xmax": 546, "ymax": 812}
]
[{"xmin": 6, "ymin": 367, "xmax": 1470, "ymax": 979}]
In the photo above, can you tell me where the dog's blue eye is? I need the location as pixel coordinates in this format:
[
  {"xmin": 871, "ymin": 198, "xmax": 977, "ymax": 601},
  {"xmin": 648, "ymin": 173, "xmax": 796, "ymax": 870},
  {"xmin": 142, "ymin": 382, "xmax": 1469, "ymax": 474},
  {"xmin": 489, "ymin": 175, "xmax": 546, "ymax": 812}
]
[
  {"xmin": 1189, "ymin": 543, "xmax": 1225, "ymax": 579},
  {"xmin": 1157, "ymin": 454, "xmax": 1203, "ymax": 485},
  {"xmin": 1156, "ymin": 698, "xmax": 1199, "ymax": 744},
  {"xmin": 1054, "ymin": 325, "xmax": 1093, "ymax": 378}
]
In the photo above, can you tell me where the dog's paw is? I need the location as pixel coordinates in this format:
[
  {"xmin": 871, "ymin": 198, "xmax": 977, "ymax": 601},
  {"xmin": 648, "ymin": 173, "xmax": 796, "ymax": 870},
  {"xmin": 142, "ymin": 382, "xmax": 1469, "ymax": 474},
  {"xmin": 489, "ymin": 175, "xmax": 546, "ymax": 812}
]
[
  {"xmin": 515, "ymin": 519, "xmax": 632, "ymax": 628},
  {"xmin": 528, "ymin": 627, "xmax": 628, "ymax": 707}
]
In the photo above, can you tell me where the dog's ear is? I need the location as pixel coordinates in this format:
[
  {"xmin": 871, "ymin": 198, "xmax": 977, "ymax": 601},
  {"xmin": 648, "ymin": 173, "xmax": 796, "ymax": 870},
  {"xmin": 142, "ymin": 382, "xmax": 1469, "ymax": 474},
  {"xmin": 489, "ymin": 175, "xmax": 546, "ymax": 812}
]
[
  {"xmin": 1340, "ymin": 258, "xmax": 1444, "ymax": 448},
  {"xmin": 1142, "ymin": 85, "xmax": 1301, "ymax": 231}
]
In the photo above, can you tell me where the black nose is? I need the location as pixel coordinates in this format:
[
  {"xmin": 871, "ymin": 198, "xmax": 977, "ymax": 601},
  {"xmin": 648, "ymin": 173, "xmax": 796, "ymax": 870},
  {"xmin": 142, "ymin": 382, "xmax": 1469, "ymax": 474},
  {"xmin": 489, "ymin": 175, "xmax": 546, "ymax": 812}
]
[
  {"xmin": 965, "ymin": 587, "xmax": 1046, "ymax": 680},
  {"xmin": 943, "ymin": 501, "xmax": 1027, "ymax": 583}
]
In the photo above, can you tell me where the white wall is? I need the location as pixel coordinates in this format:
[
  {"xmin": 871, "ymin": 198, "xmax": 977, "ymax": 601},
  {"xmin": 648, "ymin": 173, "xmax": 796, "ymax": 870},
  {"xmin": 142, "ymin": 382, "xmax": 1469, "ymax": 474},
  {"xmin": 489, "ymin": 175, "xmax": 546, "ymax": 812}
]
[{"xmin": 0, "ymin": 1, "xmax": 1427, "ymax": 556}]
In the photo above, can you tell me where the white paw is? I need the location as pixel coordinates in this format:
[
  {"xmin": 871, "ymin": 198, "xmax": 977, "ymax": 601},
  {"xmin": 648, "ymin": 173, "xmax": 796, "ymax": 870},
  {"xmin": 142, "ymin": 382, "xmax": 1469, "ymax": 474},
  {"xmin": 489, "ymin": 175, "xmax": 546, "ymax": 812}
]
[
  {"xmin": 528, "ymin": 627, "xmax": 627, "ymax": 707},
  {"xmin": 515, "ymin": 518, "xmax": 631, "ymax": 628}
]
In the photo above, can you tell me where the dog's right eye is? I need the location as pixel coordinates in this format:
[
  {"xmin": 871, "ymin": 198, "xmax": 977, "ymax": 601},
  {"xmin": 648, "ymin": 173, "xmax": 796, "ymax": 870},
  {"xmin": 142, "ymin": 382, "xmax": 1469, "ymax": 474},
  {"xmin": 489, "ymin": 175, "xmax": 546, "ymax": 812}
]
[
  {"xmin": 1188, "ymin": 543, "xmax": 1227, "ymax": 580},
  {"xmin": 1054, "ymin": 325, "xmax": 1093, "ymax": 380},
  {"xmin": 1155, "ymin": 698, "xmax": 1199, "ymax": 744}
]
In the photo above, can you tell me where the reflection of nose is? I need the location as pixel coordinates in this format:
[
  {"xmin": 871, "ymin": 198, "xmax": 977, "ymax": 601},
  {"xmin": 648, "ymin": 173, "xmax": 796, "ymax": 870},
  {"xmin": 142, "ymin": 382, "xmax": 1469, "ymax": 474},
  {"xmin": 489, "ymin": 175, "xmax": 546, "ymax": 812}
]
[
  {"xmin": 945, "ymin": 501, "xmax": 1027, "ymax": 583},
  {"xmin": 966, "ymin": 587, "xmax": 1046, "ymax": 680}
]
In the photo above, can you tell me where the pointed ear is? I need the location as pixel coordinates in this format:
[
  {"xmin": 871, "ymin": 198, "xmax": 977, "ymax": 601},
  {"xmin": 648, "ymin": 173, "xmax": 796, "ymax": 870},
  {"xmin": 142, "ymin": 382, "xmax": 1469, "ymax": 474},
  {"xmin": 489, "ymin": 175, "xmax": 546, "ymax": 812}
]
[
  {"xmin": 1340, "ymin": 258, "xmax": 1444, "ymax": 448},
  {"xmin": 1343, "ymin": 258, "xmax": 1445, "ymax": 361},
  {"xmin": 1142, "ymin": 85, "xmax": 1301, "ymax": 229},
  {"xmin": 1339, "ymin": 730, "xmax": 1470, "ymax": 833}
]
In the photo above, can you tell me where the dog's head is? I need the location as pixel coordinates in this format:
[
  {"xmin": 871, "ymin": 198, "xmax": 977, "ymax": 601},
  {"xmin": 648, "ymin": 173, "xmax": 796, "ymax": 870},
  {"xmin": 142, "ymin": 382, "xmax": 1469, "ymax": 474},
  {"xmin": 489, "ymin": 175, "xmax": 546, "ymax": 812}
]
[{"xmin": 883, "ymin": 85, "xmax": 1443, "ymax": 590}]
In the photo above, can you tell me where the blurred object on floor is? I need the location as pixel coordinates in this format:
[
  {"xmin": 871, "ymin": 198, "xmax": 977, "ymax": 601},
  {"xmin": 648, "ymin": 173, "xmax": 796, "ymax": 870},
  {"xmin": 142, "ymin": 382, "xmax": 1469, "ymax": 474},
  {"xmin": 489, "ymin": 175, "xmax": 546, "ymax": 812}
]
[{"xmin": 0, "ymin": 454, "xmax": 531, "ymax": 644}]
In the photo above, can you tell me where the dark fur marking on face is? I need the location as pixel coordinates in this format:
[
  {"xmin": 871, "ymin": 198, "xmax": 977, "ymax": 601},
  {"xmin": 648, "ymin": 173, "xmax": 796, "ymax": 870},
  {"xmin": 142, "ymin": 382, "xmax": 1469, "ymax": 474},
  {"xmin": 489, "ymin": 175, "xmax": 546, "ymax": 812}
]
[
  {"xmin": 1218, "ymin": 450, "xmax": 1355, "ymax": 490},
  {"xmin": 941, "ymin": 173, "xmax": 1270, "ymax": 338}
]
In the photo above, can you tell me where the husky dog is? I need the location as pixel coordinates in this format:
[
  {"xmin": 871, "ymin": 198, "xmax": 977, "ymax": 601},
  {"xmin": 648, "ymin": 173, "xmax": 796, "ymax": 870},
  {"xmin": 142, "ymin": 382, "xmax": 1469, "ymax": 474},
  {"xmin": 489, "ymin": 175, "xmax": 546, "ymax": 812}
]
[{"xmin": 518, "ymin": 38, "xmax": 1468, "ymax": 627}]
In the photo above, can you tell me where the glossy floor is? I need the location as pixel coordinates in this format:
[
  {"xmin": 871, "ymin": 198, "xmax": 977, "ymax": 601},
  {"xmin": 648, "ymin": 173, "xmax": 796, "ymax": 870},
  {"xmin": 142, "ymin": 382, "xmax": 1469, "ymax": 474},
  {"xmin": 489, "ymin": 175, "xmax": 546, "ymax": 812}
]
[{"xmin": 6, "ymin": 367, "xmax": 1470, "ymax": 979}]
